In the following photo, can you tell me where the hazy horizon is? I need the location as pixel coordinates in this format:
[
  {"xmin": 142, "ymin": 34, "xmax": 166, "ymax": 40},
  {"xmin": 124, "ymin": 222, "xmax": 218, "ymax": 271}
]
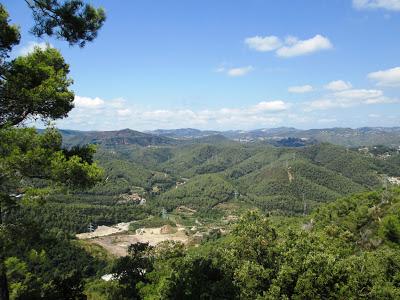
[{"xmin": 37, "ymin": 125, "xmax": 400, "ymax": 133}]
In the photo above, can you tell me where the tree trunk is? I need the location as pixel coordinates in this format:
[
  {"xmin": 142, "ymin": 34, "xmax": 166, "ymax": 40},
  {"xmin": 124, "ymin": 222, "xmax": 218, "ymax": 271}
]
[
  {"xmin": 0, "ymin": 199, "xmax": 9, "ymax": 300},
  {"xmin": 0, "ymin": 263, "xmax": 9, "ymax": 300}
]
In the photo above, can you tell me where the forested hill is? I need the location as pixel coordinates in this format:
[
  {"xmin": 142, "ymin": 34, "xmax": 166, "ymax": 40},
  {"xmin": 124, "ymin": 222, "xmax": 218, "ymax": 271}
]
[
  {"xmin": 9, "ymin": 177, "xmax": 400, "ymax": 299},
  {"xmin": 74, "ymin": 137, "xmax": 400, "ymax": 217},
  {"xmin": 150, "ymin": 126, "xmax": 400, "ymax": 147},
  {"xmin": 223, "ymin": 127, "xmax": 400, "ymax": 147},
  {"xmin": 60, "ymin": 128, "xmax": 178, "ymax": 147},
  {"xmin": 153, "ymin": 142, "xmax": 397, "ymax": 214},
  {"xmin": 129, "ymin": 188, "xmax": 400, "ymax": 299},
  {"xmin": 23, "ymin": 135, "xmax": 400, "ymax": 238}
]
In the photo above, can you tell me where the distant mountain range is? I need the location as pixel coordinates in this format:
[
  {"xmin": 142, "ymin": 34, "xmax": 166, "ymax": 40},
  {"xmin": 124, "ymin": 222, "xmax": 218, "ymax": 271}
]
[
  {"xmin": 59, "ymin": 126, "xmax": 400, "ymax": 147},
  {"xmin": 147, "ymin": 128, "xmax": 220, "ymax": 139},
  {"xmin": 60, "ymin": 128, "xmax": 176, "ymax": 147},
  {"xmin": 148, "ymin": 127, "xmax": 400, "ymax": 147}
]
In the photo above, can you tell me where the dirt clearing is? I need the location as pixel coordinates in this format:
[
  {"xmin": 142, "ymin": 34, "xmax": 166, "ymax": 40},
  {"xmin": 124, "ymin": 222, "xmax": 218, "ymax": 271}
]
[
  {"xmin": 78, "ymin": 225, "xmax": 189, "ymax": 257},
  {"xmin": 76, "ymin": 222, "xmax": 132, "ymax": 239}
]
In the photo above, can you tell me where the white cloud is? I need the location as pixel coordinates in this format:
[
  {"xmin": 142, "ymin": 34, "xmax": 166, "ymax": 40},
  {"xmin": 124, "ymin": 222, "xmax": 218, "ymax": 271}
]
[
  {"xmin": 19, "ymin": 41, "xmax": 53, "ymax": 56},
  {"xmin": 284, "ymin": 36, "xmax": 299, "ymax": 45},
  {"xmin": 368, "ymin": 113, "xmax": 381, "ymax": 118},
  {"xmin": 251, "ymin": 100, "xmax": 289, "ymax": 112},
  {"xmin": 227, "ymin": 66, "xmax": 254, "ymax": 77},
  {"xmin": 318, "ymin": 118, "xmax": 337, "ymax": 123},
  {"xmin": 58, "ymin": 96, "xmax": 293, "ymax": 130},
  {"xmin": 109, "ymin": 98, "xmax": 127, "ymax": 108},
  {"xmin": 276, "ymin": 34, "xmax": 332, "ymax": 57},
  {"xmin": 288, "ymin": 85, "xmax": 314, "ymax": 93},
  {"xmin": 244, "ymin": 34, "xmax": 332, "ymax": 58},
  {"xmin": 244, "ymin": 35, "xmax": 282, "ymax": 52},
  {"xmin": 306, "ymin": 88, "xmax": 397, "ymax": 110},
  {"xmin": 306, "ymin": 99, "xmax": 337, "ymax": 110},
  {"xmin": 74, "ymin": 96, "xmax": 105, "ymax": 108},
  {"xmin": 324, "ymin": 80, "xmax": 353, "ymax": 91},
  {"xmin": 353, "ymin": 0, "xmax": 400, "ymax": 11},
  {"xmin": 117, "ymin": 109, "xmax": 132, "ymax": 116},
  {"xmin": 368, "ymin": 67, "xmax": 400, "ymax": 86},
  {"xmin": 334, "ymin": 89, "xmax": 383, "ymax": 100}
]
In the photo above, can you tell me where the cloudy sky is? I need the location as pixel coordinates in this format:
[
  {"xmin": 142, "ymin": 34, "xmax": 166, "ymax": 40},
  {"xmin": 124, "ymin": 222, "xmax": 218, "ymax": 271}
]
[{"xmin": 6, "ymin": 0, "xmax": 400, "ymax": 130}]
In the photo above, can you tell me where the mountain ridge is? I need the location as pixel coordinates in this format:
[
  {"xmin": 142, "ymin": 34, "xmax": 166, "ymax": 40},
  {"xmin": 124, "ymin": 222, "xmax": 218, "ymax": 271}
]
[{"xmin": 58, "ymin": 126, "xmax": 400, "ymax": 147}]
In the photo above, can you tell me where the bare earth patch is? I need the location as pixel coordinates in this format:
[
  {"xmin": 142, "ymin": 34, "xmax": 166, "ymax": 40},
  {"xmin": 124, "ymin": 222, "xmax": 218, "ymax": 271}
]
[
  {"xmin": 76, "ymin": 223, "xmax": 132, "ymax": 239},
  {"xmin": 77, "ymin": 225, "xmax": 189, "ymax": 257}
]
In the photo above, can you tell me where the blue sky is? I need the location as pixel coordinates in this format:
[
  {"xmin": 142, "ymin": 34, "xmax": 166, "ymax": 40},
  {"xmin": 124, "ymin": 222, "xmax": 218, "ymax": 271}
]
[{"xmin": 4, "ymin": 0, "xmax": 400, "ymax": 130}]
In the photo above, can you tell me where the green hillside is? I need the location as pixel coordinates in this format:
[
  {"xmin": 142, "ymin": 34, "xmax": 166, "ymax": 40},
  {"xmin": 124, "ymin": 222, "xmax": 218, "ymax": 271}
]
[
  {"xmin": 98, "ymin": 188, "xmax": 400, "ymax": 299},
  {"xmin": 160, "ymin": 142, "xmax": 254, "ymax": 177},
  {"xmin": 301, "ymin": 143, "xmax": 382, "ymax": 186},
  {"xmin": 28, "ymin": 138, "xmax": 400, "ymax": 236},
  {"xmin": 64, "ymin": 140, "xmax": 400, "ymax": 219},
  {"xmin": 157, "ymin": 174, "xmax": 236, "ymax": 210},
  {"xmin": 312, "ymin": 188, "xmax": 400, "ymax": 248},
  {"xmin": 61, "ymin": 128, "xmax": 177, "ymax": 147}
]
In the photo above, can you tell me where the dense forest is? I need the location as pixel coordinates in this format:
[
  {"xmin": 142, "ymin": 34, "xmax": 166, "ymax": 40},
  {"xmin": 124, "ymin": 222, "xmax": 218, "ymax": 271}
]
[
  {"xmin": 5, "ymin": 187, "xmax": 400, "ymax": 299},
  {"xmin": 20, "ymin": 138, "xmax": 400, "ymax": 236}
]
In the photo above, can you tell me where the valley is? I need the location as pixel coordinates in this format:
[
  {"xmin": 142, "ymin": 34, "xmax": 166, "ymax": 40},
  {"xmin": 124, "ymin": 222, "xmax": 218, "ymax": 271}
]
[
  {"xmin": 25, "ymin": 127, "xmax": 400, "ymax": 259},
  {"xmin": 4, "ymin": 126, "xmax": 400, "ymax": 299}
]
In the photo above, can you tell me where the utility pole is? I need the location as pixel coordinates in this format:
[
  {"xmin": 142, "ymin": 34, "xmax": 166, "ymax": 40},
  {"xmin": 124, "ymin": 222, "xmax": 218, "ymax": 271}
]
[
  {"xmin": 303, "ymin": 194, "xmax": 307, "ymax": 216},
  {"xmin": 88, "ymin": 222, "xmax": 95, "ymax": 233},
  {"xmin": 381, "ymin": 175, "xmax": 388, "ymax": 204},
  {"xmin": 161, "ymin": 207, "xmax": 167, "ymax": 219}
]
